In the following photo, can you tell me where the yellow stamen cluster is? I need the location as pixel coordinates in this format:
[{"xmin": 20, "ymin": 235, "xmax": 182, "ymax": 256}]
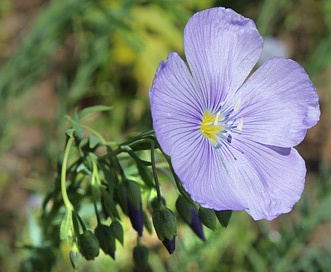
[{"xmin": 200, "ymin": 112, "xmax": 223, "ymax": 143}]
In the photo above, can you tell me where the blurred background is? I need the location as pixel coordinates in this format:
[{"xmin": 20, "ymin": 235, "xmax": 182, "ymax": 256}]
[{"xmin": 0, "ymin": 0, "xmax": 330, "ymax": 271}]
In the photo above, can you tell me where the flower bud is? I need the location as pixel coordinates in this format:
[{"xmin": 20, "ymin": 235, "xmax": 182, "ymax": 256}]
[
  {"xmin": 152, "ymin": 207, "xmax": 177, "ymax": 241},
  {"xmin": 78, "ymin": 230, "xmax": 100, "ymax": 260},
  {"xmin": 133, "ymin": 245, "xmax": 149, "ymax": 270},
  {"xmin": 117, "ymin": 180, "xmax": 144, "ymax": 236},
  {"xmin": 152, "ymin": 207, "xmax": 177, "ymax": 254},
  {"xmin": 176, "ymin": 195, "xmax": 205, "ymax": 240},
  {"xmin": 198, "ymin": 207, "xmax": 217, "ymax": 231},
  {"xmin": 94, "ymin": 224, "xmax": 116, "ymax": 259},
  {"xmin": 126, "ymin": 180, "xmax": 144, "ymax": 236},
  {"xmin": 128, "ymin": 200, "xmax": 144, "ymax": 237},
  {"xmin": 215, "ymin": 210, "xmax": 232, "ymax": 228}
]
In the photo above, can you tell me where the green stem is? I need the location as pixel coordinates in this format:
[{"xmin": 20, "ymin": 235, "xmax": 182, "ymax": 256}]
[
  {"xmin": 149, "ymin": 140, "xmax": 163, "ymax": 204},
  {"xmin": 120, "ymin": 130, "xmax": 154, "ymax": 147},
  {"xmin": 128, "ymin": 138, "xmax": 162, "ymax": 203},
  {"xmin": 61, "ymin": 136, "xmax": 75, "ymax": 211},
  {"xmin": 107, "ymin": 146, "xmax": 126, "ymax": 180},
  {"xmin": 94, "ymin": 201, "xmax": 101, "ymax": 225},
  {"xmin": 91, "ymin": 158, "xmax": 102, "ymax": 186},
  {"xmin": 74, "ymin": 211, "xmax": 87, "ymax": 232},
  {"xmin": 99, "ymin": 130, "xmax": 155, "ymax": 159}
]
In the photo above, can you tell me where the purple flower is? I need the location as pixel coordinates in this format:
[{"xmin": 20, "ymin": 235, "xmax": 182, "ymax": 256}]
[{"xmin": 149, "ymin": 8, "xmax": 320, "ymax": 220}]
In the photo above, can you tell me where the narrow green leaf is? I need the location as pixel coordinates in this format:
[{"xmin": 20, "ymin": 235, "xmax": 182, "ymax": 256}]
[
  {"xmin": 89, "ymin": 135, "xmax": 101, "ymax": 149},
  {"xmin": 60, "ymin": 209, "xmax": 72, "ymax": 240},
  {"xmin": 79, "ymin": 105, "xmax": 112, "ymax": 119},
  {"xmin": 121, "ymin": 145, "xmax": 154, "ymax": 187},
  {"xmin": 121, "ymin": 145, "xmax": 152, "ymax": 166},
  {"xmin": 65, "ymin": 128, "xmax": 76, "ymax": 138},
  {"xmin": 65, "ymin": 115, "xmax": 83, "ymax": 140},
  {"xmin": 143, "ymin": 210, "xmax": 153, "ymax": 235},
  {"xmin": 137, "ymin": 164, "xmax": 154, "ymax": 188},
  {"xmin": 76, "ymin": 163, "xmax": 92, "ymax": 175},
  {"xmin": 28, "ymin": 210, "xmax": 42, "ymax": 246},
  {"xmin": 129, "ymin": 135, "xmax": 159, "ymax": 151},
  {"xmin": 101, "ymin": 187, "xmax": 119, "ymax": 219},
  {"xmin": 117, "ymin": 182, "xmax": 128, "ymax": 215},
  {"xmin": 110, "ymin": 221, "xmax": 124, "ymax": 245}
]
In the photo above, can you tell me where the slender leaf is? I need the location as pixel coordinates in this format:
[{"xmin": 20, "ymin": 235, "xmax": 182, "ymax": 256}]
[{"xmin": 79, "ymin": 105, "xmax": 113, "ymax": 119}]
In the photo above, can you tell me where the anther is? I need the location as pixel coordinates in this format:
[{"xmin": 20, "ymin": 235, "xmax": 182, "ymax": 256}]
[
  {"xmin": 237, "ymin": 118, "xmax": 244, "ymax": 131},
  {"xmin": 234, "ymin": 98, "xmax": 241, "ymax": 112}
]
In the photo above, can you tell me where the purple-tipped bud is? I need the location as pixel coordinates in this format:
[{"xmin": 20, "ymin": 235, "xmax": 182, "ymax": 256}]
[
  {"xmin": 118, "ymin": 180, "xmax": 144, "ymax": 236},
  {"xmin": 189, "ymin": 207, "xmax": 205, "ymax": 241},
  {"xmin": 176, "ymin": 195, "xmax": 205, "ymax": 240},
  {"xmin": 152, "ymin": 207, "xmax": 177, "ymax": 254},
  {"xmin": 152, "ymin": 207, "xmax": 177, "ymax": 241},
  {"xmin": 128, "ymin": 200, "xmax": 144, "ymax": 237},
  {"xmin": 162, "ymin": 237, "xmax": 176, "ymax": 254}
]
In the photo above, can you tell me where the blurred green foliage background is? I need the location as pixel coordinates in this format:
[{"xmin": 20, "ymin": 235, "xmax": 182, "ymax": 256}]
[{"xmin": 0, "ymin": 0, "xmax": 331, "ymax": 271}]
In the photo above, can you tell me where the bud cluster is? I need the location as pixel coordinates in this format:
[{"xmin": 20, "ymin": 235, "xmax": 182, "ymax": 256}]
[{"xmin": 48, "ymin": 112, "xmax": 233, "ymax": 271}]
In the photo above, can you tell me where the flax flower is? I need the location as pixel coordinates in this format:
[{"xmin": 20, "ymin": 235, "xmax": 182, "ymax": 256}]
[{"xmin": 149, "ymin": 8, "xmax": 320, "ymax": 220}]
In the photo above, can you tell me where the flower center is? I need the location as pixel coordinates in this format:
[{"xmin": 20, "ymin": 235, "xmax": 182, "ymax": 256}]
[{"xmin": 200, "ymin": 111, "xmax": 223, "ymax": 143}]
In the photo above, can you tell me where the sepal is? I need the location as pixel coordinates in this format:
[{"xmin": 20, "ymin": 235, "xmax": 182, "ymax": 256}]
[
  {"xmin": 215, "ymin": 210, "xmax": 232, "ymax": 227},
  {"xmin": 198, "ymin": 207, "xmax": 217, "ymax": 231}
]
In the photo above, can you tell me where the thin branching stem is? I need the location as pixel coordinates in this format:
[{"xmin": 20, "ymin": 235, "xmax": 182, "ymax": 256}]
[{"xmin": 61, "ymin": 136, "xmax": 75, "ymax": 211}]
